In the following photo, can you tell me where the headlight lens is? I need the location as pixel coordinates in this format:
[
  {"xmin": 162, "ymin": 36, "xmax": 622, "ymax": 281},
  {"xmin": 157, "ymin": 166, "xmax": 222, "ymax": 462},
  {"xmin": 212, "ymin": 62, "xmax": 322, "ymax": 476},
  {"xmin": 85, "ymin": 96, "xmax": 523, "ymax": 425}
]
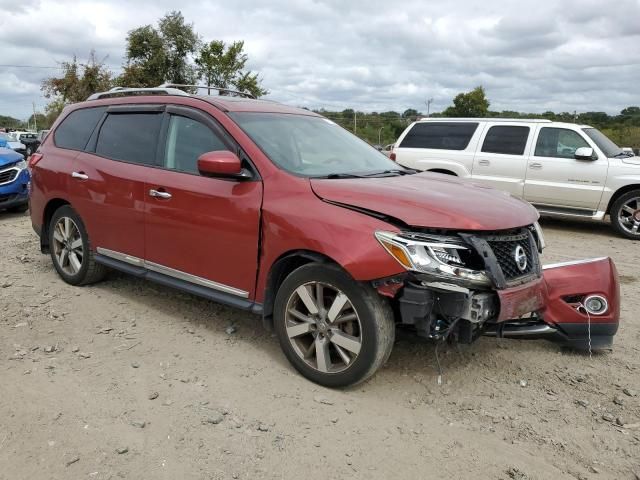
[
  {"xmin": 533, "ymin": 221, "xmax": 546, "ymax": 251},
  {"xmin": 15, "ymin": 160, "xmax": 27, "ymax": 170},
  {"xmin": 375, "ymin": 231, "xmax": 490, "ymax": 287}
]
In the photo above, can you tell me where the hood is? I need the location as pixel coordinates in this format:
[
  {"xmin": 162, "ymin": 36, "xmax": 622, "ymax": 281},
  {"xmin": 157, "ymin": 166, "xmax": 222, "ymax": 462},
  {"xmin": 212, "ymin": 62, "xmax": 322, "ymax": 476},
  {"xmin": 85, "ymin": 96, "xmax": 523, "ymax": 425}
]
[
  {"xmin": 310, "ymin": 172, "xmax": 539, "ymax": 231},
  {"xmin": 8, "ymin": 141, "xmax": 25, "ymax": 150},
  {"xmin": 0, "ymin": 147, "xmax": 24, "ymax": 168}
]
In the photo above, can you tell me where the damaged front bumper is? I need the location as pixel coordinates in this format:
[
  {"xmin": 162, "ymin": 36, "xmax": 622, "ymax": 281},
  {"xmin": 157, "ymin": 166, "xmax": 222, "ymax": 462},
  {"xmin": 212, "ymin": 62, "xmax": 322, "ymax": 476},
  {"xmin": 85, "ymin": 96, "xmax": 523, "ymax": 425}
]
[
  {"xmin": 487, "ymin": 257, "xmax": 620, "ymax": 350},
  {"xmin": 382, "ymin": 257, "xmax": 620, "ymax": 351}
]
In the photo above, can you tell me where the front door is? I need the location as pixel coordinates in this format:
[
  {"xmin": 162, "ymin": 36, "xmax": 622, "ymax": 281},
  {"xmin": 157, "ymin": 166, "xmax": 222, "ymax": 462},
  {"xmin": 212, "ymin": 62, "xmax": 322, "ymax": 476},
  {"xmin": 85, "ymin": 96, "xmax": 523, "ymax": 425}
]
[
  {"xmin": 144, "ymin": 107, "xmax": 263, "ymax": 299},
  {"xmin": 524, "ymin": 126, "xmax": 607, "ymax": 211},
  {"xmin": 470, "ymin": 123, "xmax": 532, "ymax": 197}
]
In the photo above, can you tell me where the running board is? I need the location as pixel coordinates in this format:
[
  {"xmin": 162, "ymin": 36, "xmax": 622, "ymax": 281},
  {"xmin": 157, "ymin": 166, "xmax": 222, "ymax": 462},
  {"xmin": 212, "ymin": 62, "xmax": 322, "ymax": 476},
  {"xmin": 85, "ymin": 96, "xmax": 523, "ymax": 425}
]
[{"xmin": 533, "ymin": 204, "xmax": 605, "ymax": 220}]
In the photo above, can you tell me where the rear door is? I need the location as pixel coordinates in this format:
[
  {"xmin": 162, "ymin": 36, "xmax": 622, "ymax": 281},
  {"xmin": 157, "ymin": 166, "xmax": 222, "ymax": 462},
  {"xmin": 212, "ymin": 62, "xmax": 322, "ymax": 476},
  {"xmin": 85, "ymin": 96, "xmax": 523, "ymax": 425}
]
[
  {"xmin": 524, "ymin": 126, "xmax": 608, "ymax": 210},
  {"xmin": 70, "ymin": 106, "xmax": 164, "ymax": 261},
  {"xmin": 470, "ymin": 123, "xmax": 532, "ymax": 197},
  {"xmin": 143, "ymin": 105, "xmax": 263, "ymax": 299}
]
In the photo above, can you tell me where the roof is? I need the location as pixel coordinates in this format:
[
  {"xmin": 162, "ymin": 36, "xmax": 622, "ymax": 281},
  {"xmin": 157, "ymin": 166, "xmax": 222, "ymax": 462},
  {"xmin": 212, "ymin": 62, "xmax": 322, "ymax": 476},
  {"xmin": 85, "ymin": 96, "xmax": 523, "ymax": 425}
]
[
  {"xmin": 86, "ymin": 85, "xmax": 318, "ymax": 116},
  {"xmin": 415, "ymin": 117, "xmax": 594, "ymax": 129}
]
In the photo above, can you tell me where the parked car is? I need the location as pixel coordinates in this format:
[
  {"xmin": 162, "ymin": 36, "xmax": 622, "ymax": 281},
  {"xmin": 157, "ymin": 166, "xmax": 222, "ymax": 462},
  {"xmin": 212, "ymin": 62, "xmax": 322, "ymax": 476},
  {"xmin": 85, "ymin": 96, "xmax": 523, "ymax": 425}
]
[
  {"xmin": 0, "ymin": 132, "xmax": 27, "ymax": 158},
  {"xmin": 0, "ymin": 147, "xmax": 30, "ymax": 213},
  {"xmin": 28, "ymin": 86, "xmax": 620, "ymax": 387},
  {"xmin": 392, "ymin": 118, "xmax": 640, "ymax": 239},
  {"xmin": 19, "ymin": 130, "xmax": 50, "ymax": 158}
]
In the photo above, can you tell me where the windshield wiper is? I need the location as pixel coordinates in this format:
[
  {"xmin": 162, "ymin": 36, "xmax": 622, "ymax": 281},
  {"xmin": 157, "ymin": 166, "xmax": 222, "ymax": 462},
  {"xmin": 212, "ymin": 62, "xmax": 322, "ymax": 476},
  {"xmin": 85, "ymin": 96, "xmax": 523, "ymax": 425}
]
[
  {"xmin": 361, "ymin": 169, "xmax": 417, "ymax": 177},
  {"xmin": 322, "ymin": 173, "xmax": 368, "ymax": 179}
]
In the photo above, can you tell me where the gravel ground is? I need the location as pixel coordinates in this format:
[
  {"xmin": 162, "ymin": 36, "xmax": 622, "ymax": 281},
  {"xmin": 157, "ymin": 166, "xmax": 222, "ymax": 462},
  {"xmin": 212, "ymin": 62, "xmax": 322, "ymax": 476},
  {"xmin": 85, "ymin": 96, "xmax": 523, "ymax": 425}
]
[{"xmin": 0, "ymin": 212, "xmax": 638, "ymax": 480}]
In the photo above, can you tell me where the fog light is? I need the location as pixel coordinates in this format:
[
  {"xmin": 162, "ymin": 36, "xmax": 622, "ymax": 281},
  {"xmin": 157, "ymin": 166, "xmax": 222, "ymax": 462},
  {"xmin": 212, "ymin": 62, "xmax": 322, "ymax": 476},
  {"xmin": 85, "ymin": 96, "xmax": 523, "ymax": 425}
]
[{"xmin": 583, "ymin": 295, "xmax": 608, "ymax": 315}]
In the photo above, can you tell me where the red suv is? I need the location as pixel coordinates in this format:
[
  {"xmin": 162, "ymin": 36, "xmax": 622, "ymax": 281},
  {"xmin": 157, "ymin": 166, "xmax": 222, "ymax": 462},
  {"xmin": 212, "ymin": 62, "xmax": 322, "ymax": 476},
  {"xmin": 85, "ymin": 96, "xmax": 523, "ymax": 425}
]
[{"xmin": 29, "ymin": 86, "xmax": 620, "ymax": 387}]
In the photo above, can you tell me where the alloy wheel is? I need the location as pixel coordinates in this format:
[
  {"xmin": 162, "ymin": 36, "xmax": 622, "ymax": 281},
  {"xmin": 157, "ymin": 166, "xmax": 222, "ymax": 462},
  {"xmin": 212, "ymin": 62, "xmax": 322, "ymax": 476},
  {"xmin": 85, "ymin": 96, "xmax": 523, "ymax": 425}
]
[
  {"xmin": 284, "ymin": 281, "xmax": 362, "ymax": 374},
  {"xmin": 51, "ymin": 217, "xmax": 84, "ymax": 275},
  {"xmin": 618, "ymin": 196, "xmax": 640, "ymax": 236}
]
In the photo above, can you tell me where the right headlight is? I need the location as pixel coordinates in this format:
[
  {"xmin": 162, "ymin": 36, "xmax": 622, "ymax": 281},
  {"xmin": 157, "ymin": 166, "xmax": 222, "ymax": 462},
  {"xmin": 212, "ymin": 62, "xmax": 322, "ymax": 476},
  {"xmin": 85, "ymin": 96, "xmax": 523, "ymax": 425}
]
[{"xmin": 375, "ymin": 230, "xmax": 491, "ymax": 288}]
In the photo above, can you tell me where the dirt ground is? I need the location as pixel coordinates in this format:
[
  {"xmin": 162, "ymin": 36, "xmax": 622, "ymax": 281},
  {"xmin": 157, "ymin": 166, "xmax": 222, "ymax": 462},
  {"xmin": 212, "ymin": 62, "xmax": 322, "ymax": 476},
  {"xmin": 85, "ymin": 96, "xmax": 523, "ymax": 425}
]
[{"xmin": 0, "ymin": 212, "xmax": 638, "ymax": 480}]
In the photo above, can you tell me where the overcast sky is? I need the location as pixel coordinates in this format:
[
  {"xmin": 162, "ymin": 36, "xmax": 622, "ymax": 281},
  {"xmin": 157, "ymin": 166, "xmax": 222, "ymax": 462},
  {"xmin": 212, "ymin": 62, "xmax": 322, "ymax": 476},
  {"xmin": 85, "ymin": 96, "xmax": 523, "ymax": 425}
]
[{"xmin": 1, "ymin": 0, "xmax": 639, "ymax": 120}]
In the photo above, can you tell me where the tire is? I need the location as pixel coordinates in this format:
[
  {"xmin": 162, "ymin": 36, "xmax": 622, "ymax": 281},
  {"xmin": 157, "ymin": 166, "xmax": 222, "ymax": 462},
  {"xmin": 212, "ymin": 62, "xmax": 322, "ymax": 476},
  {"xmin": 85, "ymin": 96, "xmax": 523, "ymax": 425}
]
[
  {"xmin": 8, "ymin": 203, "xmax": 28, "ymax": 214},
  {"xmin": 610, "ymin": 189, "xmax": 640, "ymax": 240},
  {"xmin": 48, "ymin": 205, "xmax": 107, "ymax": 285},
  {"xmin": 273, "ymin": 262, "xmax": 395, "ymax": 388}
]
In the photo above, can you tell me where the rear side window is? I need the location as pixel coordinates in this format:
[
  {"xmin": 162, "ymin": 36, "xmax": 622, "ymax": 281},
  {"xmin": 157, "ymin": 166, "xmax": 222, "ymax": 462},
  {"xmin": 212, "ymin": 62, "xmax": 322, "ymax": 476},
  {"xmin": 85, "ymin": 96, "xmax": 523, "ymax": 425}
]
[
  {"xmin": 54, "ymin": 107, "xmax": 106, "ymax": 151},
  {"xmin": 481, "ymin": 126, "xmax": 530, "ymax": 155},
  {"xmin": 96, "ymin": 113, "xmax": 162, "ymax": 165},
  {"xmin": 399, "ymin": 122, "xmax": 478, "ymax": 150}
]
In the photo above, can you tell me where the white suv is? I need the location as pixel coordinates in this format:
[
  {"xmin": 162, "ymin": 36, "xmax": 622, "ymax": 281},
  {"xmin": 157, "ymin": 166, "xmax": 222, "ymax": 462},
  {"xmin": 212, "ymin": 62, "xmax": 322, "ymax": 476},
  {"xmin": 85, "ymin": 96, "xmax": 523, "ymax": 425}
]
[{"xmin": 393, "ymin": 118, "xmax": 640, "ymax": 239}]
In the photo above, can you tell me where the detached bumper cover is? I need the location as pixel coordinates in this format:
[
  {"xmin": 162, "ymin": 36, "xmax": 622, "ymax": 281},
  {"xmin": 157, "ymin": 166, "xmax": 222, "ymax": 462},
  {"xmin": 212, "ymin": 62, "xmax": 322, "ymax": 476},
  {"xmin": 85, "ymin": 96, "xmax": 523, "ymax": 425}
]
[{"xmin": 494, "ymin": 257, "xmax": 620, "ymax": 350}]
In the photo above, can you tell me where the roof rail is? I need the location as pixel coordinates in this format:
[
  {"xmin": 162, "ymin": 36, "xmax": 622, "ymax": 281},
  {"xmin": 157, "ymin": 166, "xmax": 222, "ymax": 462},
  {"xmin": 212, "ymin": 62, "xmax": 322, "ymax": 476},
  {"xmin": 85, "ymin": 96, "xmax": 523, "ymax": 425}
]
[
  {"xmin": 158, "ymin": 83, "xmax": 256, "ymax": 99},
  {"xmin": 418, "ymin": 117, "xmax": 552, "ymax": 123},
  {"xmin": 87, "ymin": 86, "xmax": 189, "ymax": 101}
]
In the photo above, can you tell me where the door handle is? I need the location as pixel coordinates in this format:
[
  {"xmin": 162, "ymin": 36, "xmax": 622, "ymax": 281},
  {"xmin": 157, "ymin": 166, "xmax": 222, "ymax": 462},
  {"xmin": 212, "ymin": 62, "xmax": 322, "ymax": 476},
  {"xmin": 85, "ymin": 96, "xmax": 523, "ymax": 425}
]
[
  {"xmin": 529, "ymin": 162, "xmax": 543, "ymax": 169},
  {"xmin": 71, "ymin": 171, "xmax": 88, "ymax": 180},
  {"xmin": 149, "ymin": 189, "xmax": 172, "ymax": 199},
  {"xmin": 478, "ymin": 159, "xmax": 490, "ymax": 166}
]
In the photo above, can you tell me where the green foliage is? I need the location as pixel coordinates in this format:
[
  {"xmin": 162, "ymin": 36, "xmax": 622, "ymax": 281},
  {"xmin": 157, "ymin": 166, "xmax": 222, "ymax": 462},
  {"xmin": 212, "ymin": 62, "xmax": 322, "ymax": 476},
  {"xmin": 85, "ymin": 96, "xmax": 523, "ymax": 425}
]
[
  {"xmin": 0, "ymin": 115, "xmax": 24, "ymax": 129},
  {"xmin": 443, "ymin": 86, "xmax": 490, "ymax": 117},
  {"xmin": 195, "ymin": 40, "xmax": 267, "ymax": 97},
  {"xmin": 120, "ymin": 11, "xmax": 199, "ymax": 87},
  {"xmin": 41, "ymin": 51, "xmax": 114, "ymax": 104}
]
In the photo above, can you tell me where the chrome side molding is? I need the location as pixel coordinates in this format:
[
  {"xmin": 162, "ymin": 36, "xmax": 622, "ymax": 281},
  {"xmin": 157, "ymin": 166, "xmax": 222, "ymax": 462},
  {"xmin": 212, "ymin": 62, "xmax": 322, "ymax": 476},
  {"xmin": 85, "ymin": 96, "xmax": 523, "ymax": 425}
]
[
  {"xmin": 96, "ymin": 247, "xmax": 248, "ymax": 298},
  {"xmin": 542, "ymin": 257, "xmax": 608, "ymax": 270}
]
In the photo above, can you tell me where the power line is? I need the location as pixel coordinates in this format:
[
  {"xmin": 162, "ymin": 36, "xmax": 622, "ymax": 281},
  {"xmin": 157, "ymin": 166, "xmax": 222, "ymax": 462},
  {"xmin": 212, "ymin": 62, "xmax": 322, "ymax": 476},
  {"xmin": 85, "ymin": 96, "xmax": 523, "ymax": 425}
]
[{"xmin": 0, "ymin": 64, "xmax": 63, "ymax": 69}]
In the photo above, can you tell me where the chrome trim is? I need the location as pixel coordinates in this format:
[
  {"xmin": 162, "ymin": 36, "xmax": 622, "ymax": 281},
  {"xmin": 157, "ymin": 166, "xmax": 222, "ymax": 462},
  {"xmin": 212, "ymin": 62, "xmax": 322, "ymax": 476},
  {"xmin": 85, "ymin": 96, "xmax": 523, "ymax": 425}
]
[
  {"xmin": 95, "ymin": 247, "xmax": 248, "ymax": 298},
  {"xmin": 145, "ymin": 261, "xmax": 248, "ymax": 297},
  {"xmin": 96, "ymin": 247, "xmax": 144, "ymax": 266},
  {"xmin": 0, "ymin": 166, "xmax": 20, "ymax": 186},
  {"xmin": 542, "ymin": 257, "xmax": 608, "ymax": 270}
]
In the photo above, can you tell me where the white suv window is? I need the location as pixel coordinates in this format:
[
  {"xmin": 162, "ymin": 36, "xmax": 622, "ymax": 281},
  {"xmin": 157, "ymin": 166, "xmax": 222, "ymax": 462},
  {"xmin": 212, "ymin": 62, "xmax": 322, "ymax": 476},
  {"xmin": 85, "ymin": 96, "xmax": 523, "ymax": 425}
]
[
  {"xmin": 534, "ymin": 127, "xmax": 589, "ymax": 159},
  {"xmin": 481, "ymin": 126, "xmax": 530, "ymax": 155},
  {"xmin": 399, "ymin": 122, "xmax": 478, "ymax": 150}
]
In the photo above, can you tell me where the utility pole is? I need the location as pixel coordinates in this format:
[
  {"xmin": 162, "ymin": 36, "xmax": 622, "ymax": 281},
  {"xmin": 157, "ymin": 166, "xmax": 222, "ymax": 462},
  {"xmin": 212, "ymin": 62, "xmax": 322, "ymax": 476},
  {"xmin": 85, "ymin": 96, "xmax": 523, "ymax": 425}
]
[
  {"xmin": 32, "ymin": 102, "xmax": 37, "ymax": 131},
  {"xmin": 425, "ymin": 98, "xmax": 434, "ymax": 117},
  {"xmin": 378, "ymin": 126, "xmax": 384, "ymax": 145},
  {"xmin": 354, "ymin": 111, "xmax": 357, "ymax": 134}
]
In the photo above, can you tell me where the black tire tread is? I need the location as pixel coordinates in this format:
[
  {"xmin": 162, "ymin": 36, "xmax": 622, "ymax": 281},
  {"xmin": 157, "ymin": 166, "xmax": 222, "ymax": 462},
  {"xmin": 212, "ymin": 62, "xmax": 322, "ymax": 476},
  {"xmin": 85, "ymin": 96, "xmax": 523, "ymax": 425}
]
[{"xmin": 610, "ymin": 189, "xmax": 640, "ymax": 240}]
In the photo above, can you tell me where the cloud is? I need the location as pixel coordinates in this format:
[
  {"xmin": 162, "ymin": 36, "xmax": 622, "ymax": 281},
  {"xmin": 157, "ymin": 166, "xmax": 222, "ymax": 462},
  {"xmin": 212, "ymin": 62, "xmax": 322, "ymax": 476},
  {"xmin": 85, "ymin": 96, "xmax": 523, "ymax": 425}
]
[{"xmin": 0, "ymin": 0, "xmax": 639, "ymax": 120}]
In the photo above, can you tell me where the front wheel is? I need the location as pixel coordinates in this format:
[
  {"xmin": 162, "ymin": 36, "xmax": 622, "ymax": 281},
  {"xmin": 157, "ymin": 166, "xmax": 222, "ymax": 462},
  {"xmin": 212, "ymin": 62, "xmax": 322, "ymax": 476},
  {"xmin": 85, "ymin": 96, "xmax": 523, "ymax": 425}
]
[
  {"xmin": 274, "ymin": 263, "xmax": 395, "ymax": 388},
  {"xmin": 610, "ymin": 190, "xmax": 640, "ymax": 240}
]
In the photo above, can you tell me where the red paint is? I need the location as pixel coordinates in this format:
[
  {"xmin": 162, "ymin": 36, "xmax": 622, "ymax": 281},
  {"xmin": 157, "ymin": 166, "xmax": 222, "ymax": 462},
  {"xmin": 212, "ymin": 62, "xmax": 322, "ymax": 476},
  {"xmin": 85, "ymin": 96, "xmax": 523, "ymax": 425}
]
[
  {"xmin": 197, "ymin": 151, "xmax": 242, "ymax": 176},
  {"xmin": 310, "ymin": 173, "xmax": 539, "ymax": 230},
  {"xmin": 497, "ymin": 278, "xmax": 546, "ymax": 321},
  {"xmin": 540, "ymin": 258, "xmax": 620, "ymax": 326}
]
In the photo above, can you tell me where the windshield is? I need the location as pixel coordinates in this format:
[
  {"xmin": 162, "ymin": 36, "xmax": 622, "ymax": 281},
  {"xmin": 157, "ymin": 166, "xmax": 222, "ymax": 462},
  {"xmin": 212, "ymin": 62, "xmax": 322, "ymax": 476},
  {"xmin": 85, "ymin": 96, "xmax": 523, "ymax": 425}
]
[
  {"xmin": 230, "ymin": 112, "xmax": 401, "ymax": 177},
  {"xmin": 583, "ymin": 128, "xmax": 623, "ymax": 157}
]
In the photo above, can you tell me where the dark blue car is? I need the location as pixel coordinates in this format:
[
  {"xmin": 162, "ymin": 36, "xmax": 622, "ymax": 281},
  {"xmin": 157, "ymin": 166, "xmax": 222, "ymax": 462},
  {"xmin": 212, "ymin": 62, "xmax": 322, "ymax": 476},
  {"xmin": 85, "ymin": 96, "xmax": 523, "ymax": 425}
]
[{"xmin": 0, "ymin": 146, "xmax": 30, "ymax": 213}]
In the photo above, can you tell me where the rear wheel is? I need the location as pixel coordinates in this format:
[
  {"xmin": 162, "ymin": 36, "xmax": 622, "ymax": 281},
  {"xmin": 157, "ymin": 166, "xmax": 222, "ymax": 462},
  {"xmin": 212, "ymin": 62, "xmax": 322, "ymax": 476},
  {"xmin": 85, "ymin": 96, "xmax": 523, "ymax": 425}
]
[
  {"xmin": 48, "ymin": 205, "xmax": 107, "ymax": 285},
  {"xmin": 274, "ymin": 263, "xmax": 395, "ymax": 387},
  {"xmin": 611, "ymin": 190, "xmax": 640, "ymax": 240}
]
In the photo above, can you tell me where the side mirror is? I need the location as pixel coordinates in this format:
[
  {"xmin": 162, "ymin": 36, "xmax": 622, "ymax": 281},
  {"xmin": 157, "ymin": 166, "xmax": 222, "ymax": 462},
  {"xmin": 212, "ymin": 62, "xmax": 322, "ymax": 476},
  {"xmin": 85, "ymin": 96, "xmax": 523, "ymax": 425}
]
[
  {"xmin": 197, "ymin": 151, "xmax": 251, "ymax": 179},
  {"xmin": 574, "ymin": 147, "xmax": 595, "ymax": 160}
]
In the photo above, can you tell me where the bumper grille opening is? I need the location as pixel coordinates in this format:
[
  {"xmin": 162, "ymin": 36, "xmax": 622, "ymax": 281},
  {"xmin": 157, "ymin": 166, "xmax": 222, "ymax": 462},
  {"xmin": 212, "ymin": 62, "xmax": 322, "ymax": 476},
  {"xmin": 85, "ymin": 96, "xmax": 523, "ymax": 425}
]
[{"xmin": 0, "ymin": 169, "xmax": 18, "ymax": 185}]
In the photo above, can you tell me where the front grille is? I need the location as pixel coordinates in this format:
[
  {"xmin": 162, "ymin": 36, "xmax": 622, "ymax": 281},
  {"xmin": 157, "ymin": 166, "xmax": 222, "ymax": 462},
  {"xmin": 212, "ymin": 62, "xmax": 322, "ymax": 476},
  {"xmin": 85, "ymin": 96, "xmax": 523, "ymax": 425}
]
[
  {"xmin": 484, "ymin": 230, "xmax": 537, "ymax": 282},
  {"xmin": 0, "ymin": 168, "xmax": 18, "ymax": 185}
]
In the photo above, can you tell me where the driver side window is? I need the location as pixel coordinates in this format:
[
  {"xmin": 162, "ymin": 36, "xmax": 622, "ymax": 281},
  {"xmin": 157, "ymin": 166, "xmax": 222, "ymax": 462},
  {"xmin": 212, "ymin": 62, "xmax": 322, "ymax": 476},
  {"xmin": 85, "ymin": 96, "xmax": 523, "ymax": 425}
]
[
  {"xmin": 164, "ymin": 115, "xmax": 229, "ymax": 174},
  {"xmin": 534, "ymin": 127, "xmax": 589, "ymax": 159}
]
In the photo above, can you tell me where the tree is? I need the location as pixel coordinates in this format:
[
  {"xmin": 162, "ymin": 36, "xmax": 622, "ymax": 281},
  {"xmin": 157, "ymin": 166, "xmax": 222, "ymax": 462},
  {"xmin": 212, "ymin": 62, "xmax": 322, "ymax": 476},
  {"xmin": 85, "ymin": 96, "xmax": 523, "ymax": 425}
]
[
  {"xmin": 443, "ymin": 86, "xmax": 490, "ymax": 117},
  {"xmin": 195, "ymin": 40, "xmax": 267, "ymax": 97},
  {"xmin": 120, "ymin": 11, "xmax": 199, "ymax": 87},
  {"xmin": 621, "ymin": 106, "xmax": 640, "ymax": 116},
  {"xmin": 41, "ymin": 51, "xmax": 115, "ymax": 119},
  {"xmin": 402, "ymin": 108, "xmax": 419, "ymax": 118}
]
